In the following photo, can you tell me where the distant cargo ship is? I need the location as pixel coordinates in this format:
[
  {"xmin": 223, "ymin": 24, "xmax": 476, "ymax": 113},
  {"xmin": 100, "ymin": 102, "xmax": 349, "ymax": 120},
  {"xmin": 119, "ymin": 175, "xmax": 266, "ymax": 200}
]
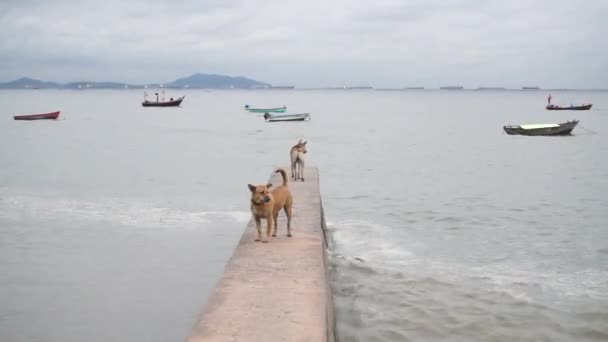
[
  {"xmin": 522, "ymin": 86, "xmax": 540, "ymax": 90},
  {"xmin": 476, "ymin": 87, "xmax": 506, "ymax": 90},
  {"xmin": 321, "ymin": 86, "xmax": 373, "ymax": 90},
  {"xmin": 270, "ymin": 86, "xmax": 295, "ymax": 89},
  {"xmin": 440, "ymin": 86, "xmax": 464, "ymax": 90},
  {"xmin": 346, "ymin": 86, "xmax": 373, "ymax": 90}
]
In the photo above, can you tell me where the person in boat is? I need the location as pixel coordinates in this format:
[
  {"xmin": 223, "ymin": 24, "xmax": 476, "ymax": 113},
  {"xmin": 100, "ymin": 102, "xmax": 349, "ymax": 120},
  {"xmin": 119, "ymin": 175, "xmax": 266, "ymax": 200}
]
[
  {"xmin": 263, "ymin": 112, "xmax": 271, "ymax": 121},
  {"xmin": 170, "ymin": 97, "xmax": 173, "ymax": 101},
  {"xmin": 547, "ymin": 94, "xmax": 552, "ymax": 105}
]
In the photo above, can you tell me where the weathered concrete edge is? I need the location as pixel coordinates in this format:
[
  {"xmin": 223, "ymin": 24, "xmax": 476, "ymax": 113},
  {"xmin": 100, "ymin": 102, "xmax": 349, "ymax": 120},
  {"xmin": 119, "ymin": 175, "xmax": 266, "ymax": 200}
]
[
  {"xmin": 186, "ymin": 167, "xmax": 336, "ymax": 341},
  {"xmin": 320, "ymin": 197, "xmax": 337, "ymax": 342},
  {"xmin": 309, "ymin": 166, "xmax": 337, "ymax": 342},
  {"xmin": 317, "ymin": 169, "xmax": 337, "ymax": 342}
]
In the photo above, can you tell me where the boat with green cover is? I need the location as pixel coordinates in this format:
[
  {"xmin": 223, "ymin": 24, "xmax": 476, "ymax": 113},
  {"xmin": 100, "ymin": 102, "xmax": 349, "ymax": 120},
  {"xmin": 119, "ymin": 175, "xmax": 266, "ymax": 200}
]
[{"xmin": 245, "ymin": 105, "xmax": 286, "ymax": 113}]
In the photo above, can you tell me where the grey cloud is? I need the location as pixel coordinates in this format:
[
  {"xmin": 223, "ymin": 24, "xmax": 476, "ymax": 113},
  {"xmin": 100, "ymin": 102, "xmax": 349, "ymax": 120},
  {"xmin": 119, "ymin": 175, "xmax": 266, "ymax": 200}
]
[{"xmin": 0, "ymin": 0, "xmax": 606, "ymax": 88}]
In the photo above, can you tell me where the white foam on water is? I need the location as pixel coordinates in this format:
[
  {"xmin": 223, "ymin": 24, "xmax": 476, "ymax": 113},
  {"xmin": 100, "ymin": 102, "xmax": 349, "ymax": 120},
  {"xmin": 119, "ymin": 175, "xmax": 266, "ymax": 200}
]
[
  {"xmin": 468, "ymin": 264, "xmax": 608, "ymax": 300},
  {"xmin": 0, "ymin": 194, "xmax": 250, "ymax": 230},
  {"xmin": 328, "ymin": 217, "xmax": 608, "ymax": 301},
  {"xmin": 328, "ymin": 219, "xmax": 417, "ymax": 266}
]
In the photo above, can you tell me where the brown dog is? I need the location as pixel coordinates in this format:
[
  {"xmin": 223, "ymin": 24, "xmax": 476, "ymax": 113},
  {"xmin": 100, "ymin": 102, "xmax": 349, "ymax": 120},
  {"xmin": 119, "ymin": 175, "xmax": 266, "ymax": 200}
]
[
  {"xmin": 290, "ymin": 140, "xmax": 307, "ymax": 181},
  {"xmin": 248, "ymin": 169, "xmax": 293, "ymax": 242}
]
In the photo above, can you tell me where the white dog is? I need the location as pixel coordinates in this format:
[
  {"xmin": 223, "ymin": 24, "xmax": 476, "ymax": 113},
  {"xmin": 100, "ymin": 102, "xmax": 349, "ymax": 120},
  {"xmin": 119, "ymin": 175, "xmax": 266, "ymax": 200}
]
[{"xmin": 290, "ymin": 140, "xmax": 307, "ymax": 181}]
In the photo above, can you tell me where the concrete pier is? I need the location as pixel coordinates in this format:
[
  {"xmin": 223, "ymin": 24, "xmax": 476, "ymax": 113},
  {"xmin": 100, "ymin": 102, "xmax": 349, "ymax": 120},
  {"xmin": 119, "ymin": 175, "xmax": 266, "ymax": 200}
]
[{"xmin": 187, "ymin": 167, "xmax": 335, "ymax": 342}]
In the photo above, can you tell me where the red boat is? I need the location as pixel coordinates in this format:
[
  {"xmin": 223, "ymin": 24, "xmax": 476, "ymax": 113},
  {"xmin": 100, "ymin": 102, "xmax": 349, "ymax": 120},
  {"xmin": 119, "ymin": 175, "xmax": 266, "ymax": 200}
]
[
  {"xmin": 546, "ymin": 104, "xmax": 592, "ymax": 111},
  {"xmin": 13, "ymin": 111, "xmax": 60, "ymax": 120}
]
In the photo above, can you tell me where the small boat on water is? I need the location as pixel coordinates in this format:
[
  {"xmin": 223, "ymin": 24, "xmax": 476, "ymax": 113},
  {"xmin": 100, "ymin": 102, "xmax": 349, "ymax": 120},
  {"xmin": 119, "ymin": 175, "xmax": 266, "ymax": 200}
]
[
  {"xmin": 546, "ymin": 104, "xmax": 592, "ymax": 111},
  {"xmin": 14, "ymin": 111, "xmax": 60, "ymax": 120},
  {"xmin": 245, "ymin": 105, "xmax": 286, "ymax": 113},
  {"xmin": 264, "ymin": 113, "xmax": 310, "ymax": 122},
  {"xmin": 142, "ymin": 91, "xmax": 184, "ymax": 107},
  {"xmin": 503, "ymin": 120, "xmax": 578, "ymax": 136}
]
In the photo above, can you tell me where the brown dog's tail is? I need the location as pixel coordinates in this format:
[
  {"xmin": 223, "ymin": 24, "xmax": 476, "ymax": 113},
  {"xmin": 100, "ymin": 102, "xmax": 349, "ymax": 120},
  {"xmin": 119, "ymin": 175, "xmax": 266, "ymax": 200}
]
[{"xmin": 275, "ymin": 169, "xmax": 288, "ymax": 186}]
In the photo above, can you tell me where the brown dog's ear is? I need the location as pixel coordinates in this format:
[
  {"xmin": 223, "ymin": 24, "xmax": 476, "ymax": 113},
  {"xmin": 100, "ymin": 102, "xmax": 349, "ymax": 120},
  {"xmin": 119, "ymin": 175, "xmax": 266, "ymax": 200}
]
[
  {"xmin": 266, "ymin": 183, "xmax": 273, "ymax": 189},
  {"xmin": 248, "ymin": 184, "xmax": 256, "ymax": 192}
]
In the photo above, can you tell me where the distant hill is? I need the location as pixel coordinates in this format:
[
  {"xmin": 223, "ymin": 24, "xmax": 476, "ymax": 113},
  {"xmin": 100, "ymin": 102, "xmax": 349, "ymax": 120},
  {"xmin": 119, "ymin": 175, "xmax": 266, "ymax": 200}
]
[
  {"xmin": 0, "ymin": 73, "xmax": 270, "ymax": 89},
  {"xmin": 0, "ymin": 77, "xmax": 60, "ymax": 89},
  {"xmin": 168, "ymin": 73, "xmax": 269, "ymax": 89}
]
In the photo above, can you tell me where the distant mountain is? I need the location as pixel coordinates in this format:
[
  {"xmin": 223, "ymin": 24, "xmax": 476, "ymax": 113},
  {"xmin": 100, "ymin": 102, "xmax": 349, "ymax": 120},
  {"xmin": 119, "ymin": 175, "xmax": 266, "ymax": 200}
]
[
  {"xmin": 168, "ymin": 73, "xmax": 269, "ymax": 89},
  {"xmin": 0, "ymin": 77, "xmax": 60, "ymax": 89},
  {"xmin": 0, "ymin": 73, "xmax": 270, "ymax": 89}
]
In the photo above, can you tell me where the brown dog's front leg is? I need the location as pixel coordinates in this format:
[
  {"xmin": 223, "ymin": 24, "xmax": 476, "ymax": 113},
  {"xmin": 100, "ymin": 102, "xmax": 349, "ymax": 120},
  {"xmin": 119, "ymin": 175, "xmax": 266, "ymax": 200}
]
[
  {"xmin": 272, "ymin": 213, "xmax": 278, "ymax": 237},
  {"xmin": 254, "ymin": 217, "xmax": 262, "ymax": 242},
  {"xmin": 263, "ymin": 217, "xmax": 272, "ymax": 243}
]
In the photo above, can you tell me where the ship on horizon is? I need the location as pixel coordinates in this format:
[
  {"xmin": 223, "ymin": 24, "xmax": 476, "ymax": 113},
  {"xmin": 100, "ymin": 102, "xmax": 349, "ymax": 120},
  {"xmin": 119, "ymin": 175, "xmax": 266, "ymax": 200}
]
[
  {"xmin": 476, "ymin": 87, "xmax": 507, "ymax": 91},
  {"xmin": 346, "ymin": 86, "xmax": 373, "ymax": 90},
  {"xmin": 269, "ymin": 85, "xmax": 295, "ymax": 90}
]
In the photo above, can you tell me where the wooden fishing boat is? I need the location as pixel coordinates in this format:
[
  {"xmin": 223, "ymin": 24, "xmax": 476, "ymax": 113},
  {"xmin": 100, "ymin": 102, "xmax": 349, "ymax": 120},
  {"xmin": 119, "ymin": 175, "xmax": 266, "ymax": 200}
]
[
  {"xmin": 264, "ymin": 113, "xmax": 310, "ymax": 122},
  {"xmin": 503, "ymin": 121, "xmax": 578, "ymax": 136},
  {"xmin": 546, "ymin": 104, "xmax": 592, "ymax": 111},
  {"xmin": 14, "ymin": 111, "xmax": 60, "ymax": 120},
  {"xmin": 245, "ymin": 105, "xmax": 286, "ymax": 113},
  {"xmin": 142, "ymin": 96, "xmax": 184, "ymax": 107}
]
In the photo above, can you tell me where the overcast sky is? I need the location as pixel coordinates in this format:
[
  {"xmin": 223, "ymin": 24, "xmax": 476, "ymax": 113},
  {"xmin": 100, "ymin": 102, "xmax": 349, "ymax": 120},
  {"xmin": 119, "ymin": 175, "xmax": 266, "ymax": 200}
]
[{"xmin": 1, "ymin": 0, "xmax": 606, "ymax": 88}]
